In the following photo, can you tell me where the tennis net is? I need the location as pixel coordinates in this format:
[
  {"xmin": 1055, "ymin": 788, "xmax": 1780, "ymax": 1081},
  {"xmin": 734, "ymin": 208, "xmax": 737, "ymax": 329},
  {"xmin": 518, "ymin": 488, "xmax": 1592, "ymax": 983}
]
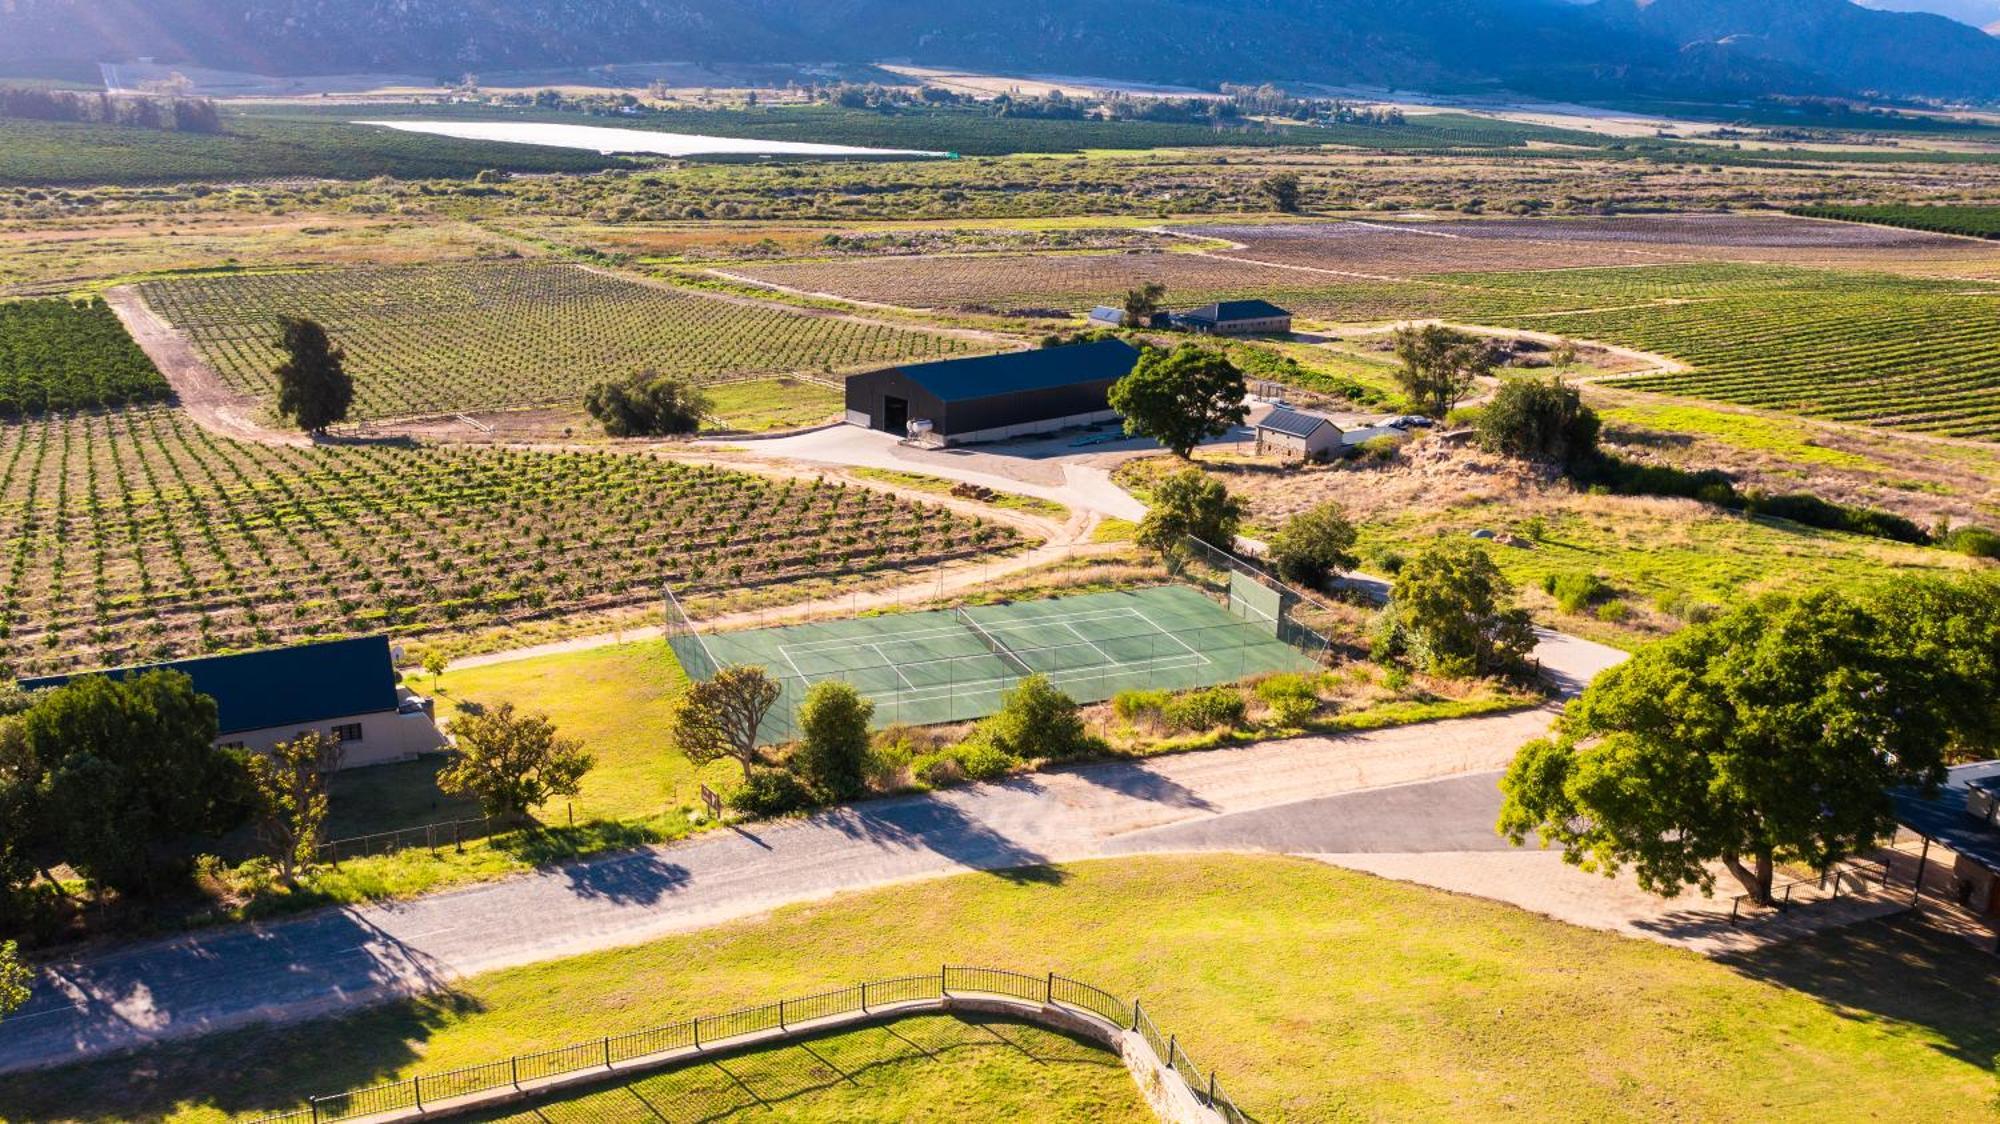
[{"xmin": 954, "ymin": 607, "xmax": 1035, "ymax": 677}]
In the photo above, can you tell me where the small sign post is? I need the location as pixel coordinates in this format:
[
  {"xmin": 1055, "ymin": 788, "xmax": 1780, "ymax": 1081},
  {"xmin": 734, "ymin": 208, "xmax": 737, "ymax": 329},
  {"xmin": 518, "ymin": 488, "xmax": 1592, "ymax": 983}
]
[{"xmin": 699, "ymin": 783, "xmax": 721, "ymax": 819}]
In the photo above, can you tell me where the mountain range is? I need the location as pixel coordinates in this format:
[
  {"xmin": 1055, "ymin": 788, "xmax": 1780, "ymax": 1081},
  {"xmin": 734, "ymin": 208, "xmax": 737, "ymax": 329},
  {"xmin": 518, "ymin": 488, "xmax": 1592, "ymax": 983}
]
[{"xmin": 2, "ymin": 0, "xmax": 1998, "ymax": 102}]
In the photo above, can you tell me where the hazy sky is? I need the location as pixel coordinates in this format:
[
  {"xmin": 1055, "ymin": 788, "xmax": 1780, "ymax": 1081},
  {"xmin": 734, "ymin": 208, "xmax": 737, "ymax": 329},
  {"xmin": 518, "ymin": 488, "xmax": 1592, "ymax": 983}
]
[{"xmin": 1854, "ymin": 0, "xmax": 2000, "ymax": 30}]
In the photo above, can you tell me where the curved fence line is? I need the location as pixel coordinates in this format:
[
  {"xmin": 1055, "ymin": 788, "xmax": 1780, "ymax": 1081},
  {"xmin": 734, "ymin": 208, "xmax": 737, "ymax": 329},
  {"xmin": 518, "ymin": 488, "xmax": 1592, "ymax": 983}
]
[{"xmin": 242, "ymin": 965, "xmax": 1246, "ymax": 1124}]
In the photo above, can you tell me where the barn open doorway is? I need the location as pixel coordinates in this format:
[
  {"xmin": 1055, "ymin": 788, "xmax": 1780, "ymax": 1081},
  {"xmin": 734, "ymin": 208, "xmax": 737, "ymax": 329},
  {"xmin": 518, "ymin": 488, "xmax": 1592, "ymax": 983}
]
[{"xmin": 883, "ymin": 395, "xmax": 908, "ymax": 435}]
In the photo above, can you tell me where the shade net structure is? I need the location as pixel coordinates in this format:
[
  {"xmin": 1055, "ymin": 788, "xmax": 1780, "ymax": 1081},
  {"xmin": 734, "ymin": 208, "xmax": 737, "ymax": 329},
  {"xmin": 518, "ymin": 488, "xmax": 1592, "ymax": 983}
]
[{"xmin": 675, "ymin": 586, "xmax": 1321, "ymax": 745}]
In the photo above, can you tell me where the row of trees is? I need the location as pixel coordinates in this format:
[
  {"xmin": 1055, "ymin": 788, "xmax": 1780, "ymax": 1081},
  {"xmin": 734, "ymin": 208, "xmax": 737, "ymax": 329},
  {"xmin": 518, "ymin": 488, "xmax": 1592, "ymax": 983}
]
[{"xmin": 0, "ymin": 87, "xmax": 221, "ymax": 133}]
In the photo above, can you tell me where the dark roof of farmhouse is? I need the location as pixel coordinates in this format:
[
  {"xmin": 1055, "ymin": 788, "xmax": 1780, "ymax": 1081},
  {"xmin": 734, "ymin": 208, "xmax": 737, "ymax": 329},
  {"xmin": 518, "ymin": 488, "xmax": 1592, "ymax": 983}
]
[
  {"xmin": 1891, "ymin": 760, "xmax": 2000, "ymax": 874},
  {"xmin": 888, "ymin": 338, "xmax": 1140, "ymax": 402},
  {"xmin": 18, "ymin": 635, "xmax": 401, "ymax": 736},
  {"xmin": 1257, "ymin": 407, "xmax": 1334, "ymax": 438},
  {"xmin": 1183, "ymin": 299, "xmax": 1291, "ymax": 322}
]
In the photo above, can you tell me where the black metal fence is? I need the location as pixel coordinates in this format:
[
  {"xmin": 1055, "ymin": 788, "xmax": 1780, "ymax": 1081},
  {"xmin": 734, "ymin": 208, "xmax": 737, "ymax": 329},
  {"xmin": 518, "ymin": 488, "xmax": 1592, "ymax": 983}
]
[
  {"xmin": 314, "ymin": 816, "xmax": 497, "ymax": 865},
  {"xmin": 242, "ymin": 966, "xmax": 1245, "ymax": 1123}
]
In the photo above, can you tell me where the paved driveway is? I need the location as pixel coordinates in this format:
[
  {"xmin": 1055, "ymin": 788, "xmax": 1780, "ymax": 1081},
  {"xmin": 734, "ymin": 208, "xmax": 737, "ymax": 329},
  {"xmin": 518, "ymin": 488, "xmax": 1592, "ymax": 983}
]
[{"xmin": 0, "ymin": 709, "xmax": 1556, "ymax": 1074}]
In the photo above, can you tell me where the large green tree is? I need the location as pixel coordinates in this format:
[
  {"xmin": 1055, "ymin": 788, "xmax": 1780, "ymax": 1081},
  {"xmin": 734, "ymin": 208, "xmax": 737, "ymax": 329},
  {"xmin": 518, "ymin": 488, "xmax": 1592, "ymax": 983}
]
[
  {"xmin": 437, "ymin": 702, "xmax": 593, "ymax": 824},
  {"xmin": 1138, "ymin": 466, "xmax": 1244, "ymax": 560},
  {"xmin": 1391, "ymin": 324, "xmax": 1493, "ymax": 418},
  {"xmin": 272, "ymin": 316, "xmax": 354, "ymax": 436},
  {"xmin": 1372, "ymin": 537, "xmax": 1534, "ymax": 678},
  {"xmin": 17, "ymin": 671, "xmax": 242, "ymax": 895},
  {"xmin": 1498, "ymin": 579, "xmax": 1999, "ymax": 905},
  {"xmin": 1108, "ymin": 344, "xmax": 1249, "ymax": 459}
]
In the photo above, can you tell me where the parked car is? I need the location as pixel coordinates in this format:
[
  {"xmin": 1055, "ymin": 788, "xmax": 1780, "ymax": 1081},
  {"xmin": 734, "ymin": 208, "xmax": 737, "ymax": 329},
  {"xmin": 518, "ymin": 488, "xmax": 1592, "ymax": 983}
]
[{"xmin": 1381, "ymin": 415, "xmax": 1436, "ymax": 430}]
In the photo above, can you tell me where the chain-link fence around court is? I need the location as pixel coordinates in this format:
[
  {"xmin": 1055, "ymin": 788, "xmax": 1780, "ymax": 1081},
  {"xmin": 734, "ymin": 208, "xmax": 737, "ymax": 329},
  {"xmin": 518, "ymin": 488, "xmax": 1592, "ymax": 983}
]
[
  {"xmin": 671, "ymin": 584, "xmax": 1323, "ymax": 744},
  {"xmin": 241, "ymin": 966, "xmax": 1246, "ymax": 1124}
]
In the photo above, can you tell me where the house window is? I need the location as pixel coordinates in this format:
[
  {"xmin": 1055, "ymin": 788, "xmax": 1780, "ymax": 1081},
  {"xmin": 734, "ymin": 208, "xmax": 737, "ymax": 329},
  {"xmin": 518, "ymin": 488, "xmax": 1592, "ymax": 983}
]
[{"xmin": 331, "ymin": 723, "xmax": 364, "ymax": 743}]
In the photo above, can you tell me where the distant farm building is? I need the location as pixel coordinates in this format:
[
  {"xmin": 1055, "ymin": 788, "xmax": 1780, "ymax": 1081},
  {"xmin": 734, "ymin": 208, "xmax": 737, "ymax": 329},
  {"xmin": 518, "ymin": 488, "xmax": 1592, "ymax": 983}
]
[
  {"xmin": 1255, "ymin": 407, "xmax": 1342, "ymax": 459},
  {"xmin": 1175, "ymin": 299, "xmax": 1293, "ymax": 336},
  {"xmin": 845, "ymin": 338, "xmax": 1141, "ymax": 445},
  {"xmin": 18, "ymin": 636, "xmax": 443, "ymax": 770},
  {"xmin": 1088, "ymin": 305, "xmax": 1168, "ymax": 330}
]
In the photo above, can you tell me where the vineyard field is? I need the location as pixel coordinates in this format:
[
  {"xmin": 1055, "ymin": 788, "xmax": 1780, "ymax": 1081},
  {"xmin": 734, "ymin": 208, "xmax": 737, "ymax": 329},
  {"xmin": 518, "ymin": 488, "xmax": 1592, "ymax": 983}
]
[
  {"xmin": 139, "ymin": 262, "xmax": 975, "ymax": 420},
  {"xmin": 0, "ymin": 298, "xmax": 169, "ymax": 415},
  {"xmin": 1790, "ymin": 205, "xmax": 2000, "ymax": 241},
  {"xmin": 0, "ymin": 408, "xmax": 1019, "ymax": 677}
]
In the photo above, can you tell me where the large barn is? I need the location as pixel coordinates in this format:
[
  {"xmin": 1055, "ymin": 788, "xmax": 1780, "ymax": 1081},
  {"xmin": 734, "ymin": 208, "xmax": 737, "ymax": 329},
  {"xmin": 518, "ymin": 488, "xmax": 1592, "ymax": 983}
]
[{"xmin": 844, "ymin": 338, "xmax": 1140, "ymax": 445}]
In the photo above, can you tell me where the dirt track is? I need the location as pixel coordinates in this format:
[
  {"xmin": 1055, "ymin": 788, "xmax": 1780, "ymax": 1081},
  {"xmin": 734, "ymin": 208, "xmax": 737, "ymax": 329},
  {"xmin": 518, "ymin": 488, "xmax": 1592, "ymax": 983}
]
[{"xmin": 102, "ymin": 286, "xmax": 309, "ymax": 447}]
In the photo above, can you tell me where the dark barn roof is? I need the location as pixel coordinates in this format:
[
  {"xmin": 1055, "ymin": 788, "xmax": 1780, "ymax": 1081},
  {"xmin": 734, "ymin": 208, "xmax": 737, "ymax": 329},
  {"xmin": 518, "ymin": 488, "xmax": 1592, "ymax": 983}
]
[
  {"xmin": 19, "ymin": 636, "xmax": 400, "ymax": 736},
  {"xmin": 890, "ymin": 338, "xmax": 1140, "ymax": 403},
  {"xmin": 1257, "ymin": 406, "xmax": 1334, "ymax": 439},
  {"xmin": 1184, "ymin": 299, "xmax": 1291, "ymax": 323},
  {"xmin": 1893, "ymin": 761, "xmax": 2000, "ymax": 874}
]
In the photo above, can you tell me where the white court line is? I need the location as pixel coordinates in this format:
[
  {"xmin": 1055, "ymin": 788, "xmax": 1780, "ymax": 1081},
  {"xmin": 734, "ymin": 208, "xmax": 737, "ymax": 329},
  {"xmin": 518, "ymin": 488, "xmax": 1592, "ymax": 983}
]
[
  {"xmin": 1060, "ymin": 621, "xmax": 1115, "ymax": 667},
  {"xmin": 777, "ymin": 644, "xmax": 809, "ymax": 683},
  {"xmin": 854, "ymin": 652, "xmax": 1209, "ymax": 709},
  {"xmin": 1128, "ymin": 606, "xmax": 1212, "ymax": 663},
  {"xmin": 870, "ymin": 642, "xmax": 917, "ymax": 690},
  {"xmin": 777, "ymin": 606, "xmax": 1142, "ymax": 655}
]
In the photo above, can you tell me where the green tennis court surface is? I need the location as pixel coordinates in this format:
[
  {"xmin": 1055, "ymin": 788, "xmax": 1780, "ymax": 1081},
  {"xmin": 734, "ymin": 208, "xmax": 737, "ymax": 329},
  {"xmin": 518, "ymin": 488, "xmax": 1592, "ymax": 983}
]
[{"xmin": 680, "ymin": 586, "xmax": 1320, "ymax": 742}]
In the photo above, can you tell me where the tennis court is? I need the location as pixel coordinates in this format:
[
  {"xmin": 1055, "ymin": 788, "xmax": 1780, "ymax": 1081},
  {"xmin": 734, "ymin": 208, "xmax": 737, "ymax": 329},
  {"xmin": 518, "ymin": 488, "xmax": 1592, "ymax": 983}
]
[{"xmin": 674, "ymin": 586, "xmax": 1321, "ymax": 743}]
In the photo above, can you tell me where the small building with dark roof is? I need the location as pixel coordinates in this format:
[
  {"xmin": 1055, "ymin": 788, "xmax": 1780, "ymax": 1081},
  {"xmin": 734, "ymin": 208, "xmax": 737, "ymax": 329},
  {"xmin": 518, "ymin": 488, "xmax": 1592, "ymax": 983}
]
[
  {"xmin": 18, "ymin": 636, "xmax": 442, "ymax": 770},
  {"xmin": 844, "ymin": 338, "xmax": 1141, "ymax": 445},
  {"xmin": 1892, "ymin": 760, "xmax": 2000, "ymax": 923},
  {"xmin": 1254, "ymin": 406, "xmax": 1341, "ymax": 459},
  {"xmin": 1087, "ymin": 305, "xmax": 1128, "ymax": 329},
  {"xmin": 1176, "ymin": 300, "xmax": 1293, "ymax": 336}
]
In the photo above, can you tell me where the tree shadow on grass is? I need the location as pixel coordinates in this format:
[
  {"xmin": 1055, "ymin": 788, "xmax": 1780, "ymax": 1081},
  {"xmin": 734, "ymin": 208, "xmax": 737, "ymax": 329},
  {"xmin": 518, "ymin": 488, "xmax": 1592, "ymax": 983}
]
[
  {"xmin": 1717, "ymin": 913, "xmax": 2000, "ymax": 1072},
  {"xmin": 816, "ymin": 782, "xmax": 1067, "ymax": 885},
  {"xmin": 0, "ymin": 914, "xmax": 484, "ymax": 1122}
]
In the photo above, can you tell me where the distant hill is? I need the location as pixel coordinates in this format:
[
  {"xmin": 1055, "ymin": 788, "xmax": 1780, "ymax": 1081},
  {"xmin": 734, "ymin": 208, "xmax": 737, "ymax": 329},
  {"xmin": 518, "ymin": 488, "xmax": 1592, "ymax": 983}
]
[{"xmin": 2, "ymin": 0, "xmax": 1998, "ymax": 102}]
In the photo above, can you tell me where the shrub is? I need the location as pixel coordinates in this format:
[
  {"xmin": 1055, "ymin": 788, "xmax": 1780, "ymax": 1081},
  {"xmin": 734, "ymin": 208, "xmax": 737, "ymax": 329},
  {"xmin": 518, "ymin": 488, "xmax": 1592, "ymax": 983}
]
[
  {"xmin": 1475, "ymin": 376, "xmax": 1600, "ymax": 468},
  {"xmin": 976, "ymin": 674, "xmax": 1096, "ymax": 761},
  {"xmin": 1254, "ymin": 674, "xmax": 1320, "ymax": 725},
  {"xmin": 1594, "ymin": 600, "xmax": 1631, "ymax": 622},
  {"xmin": 792, "ymin": 681, "xmax": 873, "ymax": 801},
  {"xmin": 1267, "ymin": 502, "xmax": 1360, "ymax": 589},
  {"xmin": 912, "ymin": 742, "xmax": 1017, "ymax": 787},
  {"xmin": 1112, "ymin": 689, "xmax": 1171, "ymax": 724},
  {"xmin": 727, "ymin": 766, "xmax": 816, "ymax": 816},
  {"xmin": 1374, "ymin": 536, "xmax": 1535, "ymax": 679},
  {"xmin": 583, "ymin": 369, "xmax": 712, "ymax": 437},
  {"xmin": 1162, "ymin": 686, "xmax": 1248, "ymax": 731},
  {"xmin": 1942, "ymin": 526, "xmax": 2000, "ymax": 559},
  {"xmin": 1137, "ymin": 467, "xmax": 1243, "ymax": 559},
  {"xmin": 1543, "ymin": 571, "xmax": 1611, "ymax": 614}
]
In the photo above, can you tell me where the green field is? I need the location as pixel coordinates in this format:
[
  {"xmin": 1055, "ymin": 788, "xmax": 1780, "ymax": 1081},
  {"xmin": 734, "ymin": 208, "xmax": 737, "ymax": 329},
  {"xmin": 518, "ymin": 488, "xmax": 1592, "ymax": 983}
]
[
  {"xmin": 462, "ymin": 1013, "xmax": 1147, "ymax": 1123},
  {"xmin": 0, "ymin": 408, "xmax": 1018, "ymax": 677},
  {"xmin": 6, "ymin": 855, "xmax": 1991, "ymax": 1123},
  {"xmin": 138, "ymin": 262, "xmax": 975, "ymax": 420},
  {"xmin": 0, "ymin": 297, "xmax": 167, "ymax": 413}
]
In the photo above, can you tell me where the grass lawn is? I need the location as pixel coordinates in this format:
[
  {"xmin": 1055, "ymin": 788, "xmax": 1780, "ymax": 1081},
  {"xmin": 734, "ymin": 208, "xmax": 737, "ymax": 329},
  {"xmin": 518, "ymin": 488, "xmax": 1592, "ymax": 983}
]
[
  {"xmin": 462, "ymin": 1014, "xmax": 1145, "ymax": 1123},
  {"xmin": 704, "ymin": 377, "xmax": 843, "ymax": 433},
  {"xmin": 11, "ymin": 855, "xmax": 1992, "ymax": 1123},
  {"xmin": 431, "ymin": 641, "xmax": 732, "ymax": 824}
]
